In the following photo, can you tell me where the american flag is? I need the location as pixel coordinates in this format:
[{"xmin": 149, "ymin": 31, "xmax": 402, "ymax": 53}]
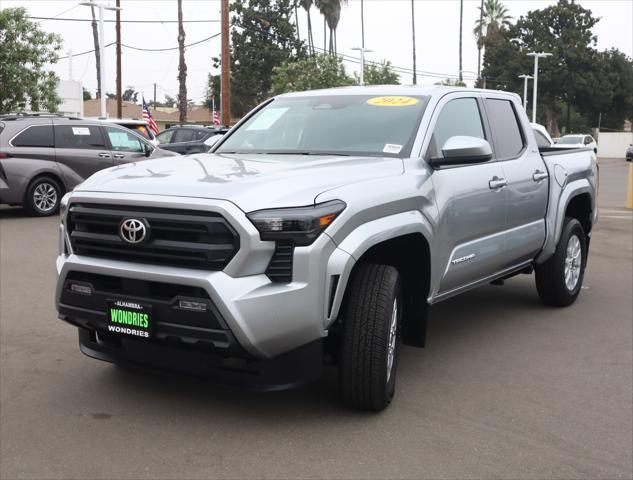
[
  {"xmin": 212, "ymin": 97, "xmax": 220, "ymax": 127},
  {"xmin": 142, "ymin": 97, "xmax": 160, "ymax": 134}
]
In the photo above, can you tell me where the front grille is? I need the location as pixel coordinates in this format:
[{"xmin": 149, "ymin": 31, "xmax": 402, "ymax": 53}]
[{"xmin": 67, "ymin": 204, "xmax": 239, "ymax": 270}]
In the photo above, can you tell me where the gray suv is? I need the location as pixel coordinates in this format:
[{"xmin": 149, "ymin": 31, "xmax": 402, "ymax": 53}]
[{"xmin": 0, "ymin": 114, "xmax": 177, "ymax": 216}]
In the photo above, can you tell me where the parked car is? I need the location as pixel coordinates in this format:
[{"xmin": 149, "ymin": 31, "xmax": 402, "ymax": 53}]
[
  {"xmin": 98, "ymin": 118, "xmax": 159, "ymax": 146},
  {"xmin": 156, "ymin": 124, "xmax": 229, "ymax": 154},
  {"xmin": 56, "ymin": 87, "xmax": 597, "ymax": 410},
  {"xmin": 531, "ymin": 122, "xmax": 554, "ymax": 148},
  {"xmin": 626, "ymin": 144, "xmax": 633, "ymax": 162},
  {"xmin": 555, "ymin": 134, "xmax": 598, "ymax": 154},
  {"xmin": 0, "ymin": 114, "xmax": 178, "ymax": 216}
]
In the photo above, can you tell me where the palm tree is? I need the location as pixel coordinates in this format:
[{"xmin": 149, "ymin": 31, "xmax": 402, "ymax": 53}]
[
  {"xmin": 316, "ymin": 0, "xmax": 347, "ymax": 54},
  {"xmin": 300, "ymin": 0, "xmax": 315, "ymax": 55},
  {"xmin": 473, "ymin": 0, "xmax": 513, "ymax": 73}
]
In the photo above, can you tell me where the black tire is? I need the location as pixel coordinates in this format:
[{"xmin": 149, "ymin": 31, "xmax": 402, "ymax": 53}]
[
  {"xmin": 535, "ymin": 217, "xmax": 587, "ymax": 307},
  {"xmin": 340, "ymin": 263, "xmax": 402, "ymax": 411},
  {"xmin": 23, "ymin": 176, "xmax": 62, "ymax": 216}
]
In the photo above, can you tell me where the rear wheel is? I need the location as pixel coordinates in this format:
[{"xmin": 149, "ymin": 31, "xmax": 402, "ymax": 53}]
[
  {"xmin": 535, "ymin": 217, "xmax": 587, "ymax": 306},
  {"xmin": 340, "ymin": 264, "xmax": 402, "ymax": 411},
  {"xmin": 24, "ymin": 176, "xmax": 62, "ymax": 216}
]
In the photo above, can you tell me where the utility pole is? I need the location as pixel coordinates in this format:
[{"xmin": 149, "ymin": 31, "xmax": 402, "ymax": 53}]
[
  {"xmin": 67, "ymin": 50, "xmax": 73, "ymax": 80},
  {"xmin": 352, "ymin": 47, "xmax": 372, "ymax": 86},
  {"xmin": 80, "ymin": 1, "xmax": 120, "ymax": 118},
  {"xmin": 477, "ymin": 0, "xmax": 483, "ymax": 79},
  {"xmin": 518, "ymin": 74, "xmax": 532, "ymax": 111},
  {"xmin": 458, "ymin": 0, "xmax": 463, "ymax": 83},
  {"xmin": 527, "ymin": 52, "xmax": 552, "ymax": 123},
  {"xmin": 115, "ymin": 0, "xmax": 122, "ymax": 119},
  {"xmin": 411, "ymin": 0, "xmax": 416, "ymax": 85},
  {"xmin": 177, "ymin": 0, "xmax": 187, "ymax": 123},
  {"xmin": 153, "ymin": 83, "xmax": 157, "ymax": 108},
  {"xmin": 221, "ymin": 0, "xmax": 231, "ymax": 125},
  {"xmin": 360, "ymin": 0, "xmax": 365, "ymax": 50}
]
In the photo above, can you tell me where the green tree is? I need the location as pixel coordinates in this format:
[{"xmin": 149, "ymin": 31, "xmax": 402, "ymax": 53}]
[
  {"xmin": 272, "ymin": 54, "xmax": 354, "ymax": 94},
  {"xmin": 83, "ymin": 88, "xmax": 92, "ymax": 101},
  {"xmin": 299, "ymin": 0, "xmax": 315, "ymax": 55},
  {"xmin": 122, "ymin": 86, "xmax": 138, "ymax": 103},
  {"xmin": 0, "ymin": 8, "xmax": 62, "ymax": 112},
  {"xmin": 435, "ymin": 78, "xmax": 467, "ymax": 87},
  {"xmin": 315, "ymin": 0, "xmax": 347, "ymax": 54},
  {"xmin": 230, "ymin": 0, "xmax": 306, "ymax": 117},
  {"xmin": 355, "ymin": 61, "xmax": 400, "ymax": 85},
  {"xmin": 204, "ymin": 74, "xmax": 221, "ymax": 113},
  {"xmin": 585, "ymin": 49, "xmax": 633, "ymax": 130},
  {"xmin": 480, "ymin": 0, "xmax": 622, "ymax": 135},
  {"xmin": 474, "ymin": 0, "xmax": 512, "ymax": 48},
  {"xmin": 474, "ymin": 0, "xmax": 512, "ymax": 78}
]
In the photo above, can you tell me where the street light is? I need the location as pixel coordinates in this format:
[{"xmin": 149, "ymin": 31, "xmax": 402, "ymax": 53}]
[
  {"xmin": 352, "ymin": 47, "xmax": 373, "ymax": 86},
  {"xmin": 527, "ymin": 52, "xmax": 552, "ymax": 123},
  {"xmin": 518, "ymin": 74, "xmax": 533, "ymax": 111},
  {"xmin": 79, "ymin": 0, "xmax": 121, "ymax": 119}
]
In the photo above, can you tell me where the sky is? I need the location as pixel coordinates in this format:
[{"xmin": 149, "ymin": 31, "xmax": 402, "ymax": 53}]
[{"xmin": 3, "ymin": 0, "xmax": 633, "ymax": 105}]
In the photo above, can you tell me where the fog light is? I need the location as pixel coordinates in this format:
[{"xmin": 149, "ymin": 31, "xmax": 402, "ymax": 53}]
[
  {"xmin": 178, "ymin": 300, "xmax": 207, "ymax": 312},
  {"xmin": 70, "ymin": 283, "xmax": 92, "ymax": 296}
]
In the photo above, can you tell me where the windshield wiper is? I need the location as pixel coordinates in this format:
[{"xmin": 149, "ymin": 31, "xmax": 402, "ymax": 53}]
[{"xmin": 262, "ymin": 151, "xmax": 351, "ymax": 156}]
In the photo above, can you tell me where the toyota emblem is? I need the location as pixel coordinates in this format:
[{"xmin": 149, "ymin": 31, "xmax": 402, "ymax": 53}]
[{"xmin": 119, "ymin": 218, "xmax": 148, "ymax": 244}]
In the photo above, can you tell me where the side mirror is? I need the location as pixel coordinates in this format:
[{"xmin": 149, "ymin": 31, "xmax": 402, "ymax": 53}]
[
  {"xmin": 144, "ymin": 143, "xmax": 152, "ymax": 157},
  {"xmin": 430, "ymin": 136, "xmax": 493, "ymax": 167}
]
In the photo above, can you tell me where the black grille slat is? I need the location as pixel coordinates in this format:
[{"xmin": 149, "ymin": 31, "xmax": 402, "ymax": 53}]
[
  {"xmin": 266, "ymin": 242, "xmax": 294, "ymax": 283},
  {"xmin": 68, "ymin": 204, "xmax": 239, "ymax": 270}
]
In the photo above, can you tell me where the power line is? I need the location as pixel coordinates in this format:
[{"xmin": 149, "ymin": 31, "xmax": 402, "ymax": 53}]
[
  {"xmin": 28, "ymin": 16, "xmax": 219, "ymax": 24},
  {"xmin": 57, "ymin": 33, "xmax": 220, "ymax": 60},
  {"xmin": 38, "ymin": 5, "xmax": 80, "ymax": 22}
]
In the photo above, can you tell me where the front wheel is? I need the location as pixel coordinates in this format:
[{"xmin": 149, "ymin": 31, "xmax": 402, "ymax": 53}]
[
  {"xmin": 340, "ymin": 264, "xmax": 402, "ymax": 411},
  {"xmin": 535, "ymin": 217, "xmax": 587, "ymax": 306}
]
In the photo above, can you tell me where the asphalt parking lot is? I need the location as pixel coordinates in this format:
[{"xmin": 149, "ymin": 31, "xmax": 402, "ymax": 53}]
[{"xmin": 1, "ymin": 158, "xmax": 631, "ymax": 480}]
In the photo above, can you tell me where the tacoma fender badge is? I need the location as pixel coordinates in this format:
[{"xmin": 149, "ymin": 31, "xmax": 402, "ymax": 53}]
[{"xmin": 451, "ymin": 253, "xmax": 476, "ymax": 265}]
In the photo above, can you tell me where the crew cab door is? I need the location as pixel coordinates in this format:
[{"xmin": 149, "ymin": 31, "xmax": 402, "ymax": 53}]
[
  {"xmin": 426, "ymin": 95, "xmax": 508, "ymax": 296},
  {"xmin": 483, "ymin": 97, "xmax": 549, "ymax": 267}
]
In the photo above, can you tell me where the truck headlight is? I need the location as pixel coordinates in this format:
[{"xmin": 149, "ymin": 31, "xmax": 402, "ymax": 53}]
[{"xmin": 246, "ymin": 200, "xmax": 346, "ymax": 246}]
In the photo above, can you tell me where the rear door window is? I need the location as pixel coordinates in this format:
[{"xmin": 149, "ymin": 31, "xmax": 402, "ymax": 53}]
[
  {"xmin": 54, "ymin": 125, "xmax": 106, "ymax": 150},
  {"xmin": 174, "ymin": 129, "xmax": 195, "ymax": 143},
  {"xmin": 193, "ymin": 130, "xmax": 209, "ymax": 141},
  {"xmin": 485, "ymin": 99, "xmax": 525, "ymax": 160},
  {"xmin": 12, "ymin": 125, "xmax": 54, "ymax": 147}
]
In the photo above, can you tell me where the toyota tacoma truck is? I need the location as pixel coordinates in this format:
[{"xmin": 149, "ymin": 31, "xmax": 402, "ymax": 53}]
[{"xmin": 55, "ymin": 86, "xmax": 597, "ymax": 411}]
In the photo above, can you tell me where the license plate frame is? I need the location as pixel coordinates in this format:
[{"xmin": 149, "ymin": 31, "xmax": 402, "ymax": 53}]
[{"xmin": 106, "ymin": 299, "xmax": 153, "ymax": 339}]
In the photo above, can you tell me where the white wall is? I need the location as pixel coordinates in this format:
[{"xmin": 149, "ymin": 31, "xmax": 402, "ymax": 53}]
[
  {"xmin": 57, "ymin": 80, "xmax": 84, "ymax": 117},
  {"xmin": 598, "ymin": 132, "xmax": 633, "ymax": 158}
]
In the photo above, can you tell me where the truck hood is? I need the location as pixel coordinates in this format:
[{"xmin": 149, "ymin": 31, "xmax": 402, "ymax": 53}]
[{"xmin": 76, "ymin": 153, "xmax": 404, "ymax": 212}]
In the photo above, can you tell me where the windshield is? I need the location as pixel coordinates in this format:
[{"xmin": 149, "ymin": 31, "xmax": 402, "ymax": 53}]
[
  {"xmin": 216, "ymin": 94, "xmax": 430, "ymax": 158},
  {"xmin": 557, "ymin": 136, "xmax": 583, "ymax": 144}
]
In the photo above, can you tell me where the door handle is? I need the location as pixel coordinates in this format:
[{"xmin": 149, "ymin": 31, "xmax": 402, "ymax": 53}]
[
  {"xmin": 532, "ymin": 170, "xmax": 548, "ymax": 182},
  {"xmin": 98, "ymin": 152, "xmax": 110, "ymax": 158},
  {"xmin": 112, "ymin": 153, "xmax": 125, "ymax": 159},
  {"xmin": 488, "ymin": 177, "xmax": 507, "ymax": 190}
]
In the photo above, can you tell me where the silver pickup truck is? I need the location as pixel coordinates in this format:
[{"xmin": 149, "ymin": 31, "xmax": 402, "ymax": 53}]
[{"xmin": 55, "ymin": 86, "xmax": 597, "ymax": 411}]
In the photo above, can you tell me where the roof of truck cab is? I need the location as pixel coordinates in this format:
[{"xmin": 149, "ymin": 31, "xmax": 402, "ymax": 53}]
[{"xmin": 277, "ymin": 85, "xmax": 516, "ymax": 98}]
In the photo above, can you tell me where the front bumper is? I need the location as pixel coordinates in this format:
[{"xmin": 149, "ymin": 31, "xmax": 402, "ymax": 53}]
[
  {"xmin": 75, "ymin": 327, "xmax": 323, "ymax": 391},
  {"xmin": 55, "ymin": 193, "xmax": 354, "ymax": 360}
]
